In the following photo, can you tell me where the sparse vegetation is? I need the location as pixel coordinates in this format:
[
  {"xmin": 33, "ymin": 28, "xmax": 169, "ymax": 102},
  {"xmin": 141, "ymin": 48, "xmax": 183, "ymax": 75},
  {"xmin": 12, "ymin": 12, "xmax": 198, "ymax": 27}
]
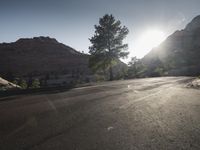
[
  {"xmin": 127, "ymin": 57, "xmax": 146, "ymax": 78},
  {"xmin": 12, "ymin": 78, "xmax": 28, "ymax": 89},
  {"xmin": 30, "ymin": 78, "xmax": 40, "ymax": 88},
  {"xmin": 13, "ymin": 78, "xmax": 20, "ymax": 85},
  {"xmin": 19, "ymin": 79, "xmax": 28, "ymax": 89}
]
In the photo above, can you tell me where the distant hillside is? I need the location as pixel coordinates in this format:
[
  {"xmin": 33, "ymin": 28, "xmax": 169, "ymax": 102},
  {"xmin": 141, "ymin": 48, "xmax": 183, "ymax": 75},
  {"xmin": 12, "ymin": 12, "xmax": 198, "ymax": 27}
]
[
  {"xmin": 0, "ymin": 36, "xmax": 94, "ymax": 87},
  {"xmin": 0, "ymin": 36, "xmax": 127, "ymax": 86},
  {"xmin": 142, "ymin": 15, "xmax": 200, "ymax": 76},
  {"xmin": 0, "ymin": 37, "xmax": 89, "ymax": 77}
]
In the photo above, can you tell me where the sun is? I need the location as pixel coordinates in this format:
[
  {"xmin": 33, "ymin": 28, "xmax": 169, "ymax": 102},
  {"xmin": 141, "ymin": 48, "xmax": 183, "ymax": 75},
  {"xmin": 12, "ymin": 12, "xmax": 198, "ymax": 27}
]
[{"xmin": 134, "ymin": 29, "xmax": 166, "ymax": 58}]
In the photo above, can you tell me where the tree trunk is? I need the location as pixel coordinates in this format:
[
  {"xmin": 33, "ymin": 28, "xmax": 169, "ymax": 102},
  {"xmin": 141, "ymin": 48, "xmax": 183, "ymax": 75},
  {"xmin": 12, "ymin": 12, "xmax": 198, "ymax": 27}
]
[{"xmin": 109, "ymin": 66, "xmax": 113, "ymax": 81}]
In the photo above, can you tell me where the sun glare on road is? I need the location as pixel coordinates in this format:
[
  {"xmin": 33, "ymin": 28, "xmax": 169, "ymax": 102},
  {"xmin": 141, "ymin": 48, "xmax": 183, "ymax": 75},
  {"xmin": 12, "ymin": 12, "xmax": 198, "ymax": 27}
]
[{"xmin": 134, "ymin": 29, "xmax": 166, "ymax": 58}]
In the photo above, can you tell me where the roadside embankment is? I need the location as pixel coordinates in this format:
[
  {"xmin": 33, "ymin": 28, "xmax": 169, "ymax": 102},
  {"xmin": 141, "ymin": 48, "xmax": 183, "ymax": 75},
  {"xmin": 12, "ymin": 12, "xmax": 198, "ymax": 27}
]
[{"xmin": 186, "ymin": 77, "xmax": 200, "ymax": 89}]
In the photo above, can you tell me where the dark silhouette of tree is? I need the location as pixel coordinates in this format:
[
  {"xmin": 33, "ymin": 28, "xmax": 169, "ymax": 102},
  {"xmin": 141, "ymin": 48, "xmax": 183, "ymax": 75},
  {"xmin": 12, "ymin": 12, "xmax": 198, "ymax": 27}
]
[{"xmin": 89, "ymin": 14, "xmax": 129, "ymax": 80}]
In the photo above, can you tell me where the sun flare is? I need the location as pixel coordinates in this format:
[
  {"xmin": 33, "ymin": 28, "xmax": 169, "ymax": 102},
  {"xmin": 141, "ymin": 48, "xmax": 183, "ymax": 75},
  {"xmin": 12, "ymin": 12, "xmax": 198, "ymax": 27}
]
[{"xmin": 134, "ymin": 29, "xmax": 166, "ymax": 58}]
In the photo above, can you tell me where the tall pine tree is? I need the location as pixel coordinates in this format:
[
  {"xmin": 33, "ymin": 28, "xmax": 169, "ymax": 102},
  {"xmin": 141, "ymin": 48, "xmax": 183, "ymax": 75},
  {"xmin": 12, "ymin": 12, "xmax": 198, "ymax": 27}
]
[{"xmin": 89, "ymin": 14, "xmax": 129, "ymax": 80}]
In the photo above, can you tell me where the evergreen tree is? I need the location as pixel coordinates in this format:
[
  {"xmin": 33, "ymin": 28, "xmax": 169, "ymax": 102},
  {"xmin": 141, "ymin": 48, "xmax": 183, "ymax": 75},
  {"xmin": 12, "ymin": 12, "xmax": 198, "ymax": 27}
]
[{"xmin": 89, "ymin": 14, "xmax": 129, "ymax": 80}]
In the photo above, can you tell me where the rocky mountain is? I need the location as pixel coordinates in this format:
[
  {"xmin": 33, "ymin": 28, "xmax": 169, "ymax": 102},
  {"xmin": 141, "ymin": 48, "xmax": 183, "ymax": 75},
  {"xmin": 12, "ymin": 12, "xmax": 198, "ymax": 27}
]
[
  {"xmin": 0, "ymin": 37, "xmax": 92, "ymax": 85},
  {"xmin": 142, "ymin": 15, "xmax": 200, "ymax": 76},
  {"xmin": 0, "ymin": 36, "xmax": 127, "ymax": 86},
  {"xmin": 0, "ymin": 37, "xmax": 89, "ymax": 77}
]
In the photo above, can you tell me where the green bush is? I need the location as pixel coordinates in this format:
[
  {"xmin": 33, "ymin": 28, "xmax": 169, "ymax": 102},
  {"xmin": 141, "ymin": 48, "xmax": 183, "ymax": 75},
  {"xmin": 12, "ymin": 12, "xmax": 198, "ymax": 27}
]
[
  {"xmin": 19, "ymin": 79, "xmax": 28, "ymax": 89},
  {"xmin": 31, "ymin": 79, "xmax": 40, "ymax": 88},
  {"xmin": 13, "ymin": 78, "xmax": 19, "ymax": 85},
  {"xmin": 12, "ymin": 78, "xmax": 28, "ymax": 89}
]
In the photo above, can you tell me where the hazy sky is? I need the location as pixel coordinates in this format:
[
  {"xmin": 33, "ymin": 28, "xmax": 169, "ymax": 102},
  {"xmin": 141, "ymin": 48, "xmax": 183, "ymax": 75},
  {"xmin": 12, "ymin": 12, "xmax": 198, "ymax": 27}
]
[{"xmin": 1, "ymin": 0, "xmax": 200, "ymax": 61}]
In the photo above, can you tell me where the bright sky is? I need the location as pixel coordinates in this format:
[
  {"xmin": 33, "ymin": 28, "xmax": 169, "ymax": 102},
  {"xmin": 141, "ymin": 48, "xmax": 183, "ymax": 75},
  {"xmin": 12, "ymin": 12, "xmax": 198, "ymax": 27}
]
[
  {"xmin": 1, "ymin": 0, "xmax": 200, "ymax": 62},
  {"xmin": 134, "ymin": 29, "xmax": 167, "ymax": 58}
]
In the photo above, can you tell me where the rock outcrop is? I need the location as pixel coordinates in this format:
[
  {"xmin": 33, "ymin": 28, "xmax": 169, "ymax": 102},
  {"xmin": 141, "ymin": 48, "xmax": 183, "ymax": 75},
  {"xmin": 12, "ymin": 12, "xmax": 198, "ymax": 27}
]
[
  {"xmin": 0, "ymin": 77, "xmax": 20, "ymax": 91},
  {"xmin": 0, "ymin": 36, "xmax": 89, "ymax": 77},
  {"xmin": 142, "ymin": 15, "xmax": 200, "ymax": 76}
]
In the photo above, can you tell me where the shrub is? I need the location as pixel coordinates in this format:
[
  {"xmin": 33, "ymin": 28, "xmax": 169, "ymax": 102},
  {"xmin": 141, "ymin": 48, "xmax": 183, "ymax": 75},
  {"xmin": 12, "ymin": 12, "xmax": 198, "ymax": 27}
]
[
  {"xmin": 31, "ymin": 78, "xmax": 40, "ymax": 88},
  {"xmin": 13, "ymin": 78, "xmax": 20, "ymax": 85},
  {"xmin": 19, "ymin": 79, "xmax": 28, "ymax": 89}
]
